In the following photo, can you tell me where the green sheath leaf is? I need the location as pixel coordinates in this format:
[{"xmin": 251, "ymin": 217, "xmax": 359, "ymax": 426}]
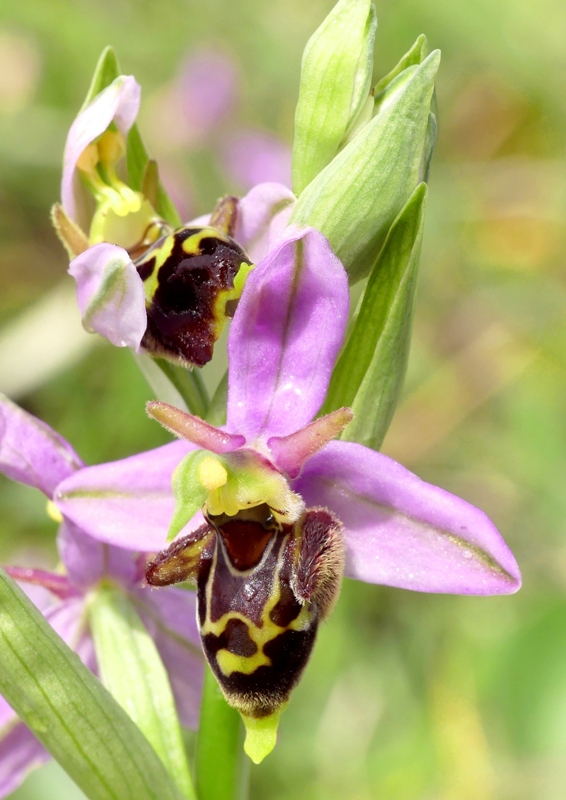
[
  {"xmin": 373, "ymin": 33, "xmax": 428, "ymax": 97},
  {"xmin": 323, "ymin": 183, "xmax": 428, "ymax": 449},
  {"xmin": 291, "ymin": 50, "xmax": 439, "ymax": 284},
  {"xmin": 89, "ymin": 586, "xmax": 195, "ymax": 800},
  {"xmin": 0, "ymin": 568, "xmax": 183, "ymax": 800}
]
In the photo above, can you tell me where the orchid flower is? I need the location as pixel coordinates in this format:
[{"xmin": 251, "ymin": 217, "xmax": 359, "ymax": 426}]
[
  {"xmin": 0, "ymin": 394, "xmax": 202, "ymax": 797},
  {"xmin": 55, "ymin": 61, "xmax": 296, "ymax": 369},
  {"xmin": 55, "ymin": 225, "xmax": 521, "ymax": 764}
]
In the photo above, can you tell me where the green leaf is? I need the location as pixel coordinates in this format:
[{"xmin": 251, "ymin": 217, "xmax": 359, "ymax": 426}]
[
  {"xmin": 195, "ymin": 667, "xmax": 247, "ymax": 800},
  {"xmin": 322, "ymin": 183, "xmax": 427, "ymax": 449},
  {"xmin": 291, "ymin": 50, "xmax": 439, "ymax": 284},
  {"xmin": 133, "ymin": 353, "xmax": 210, "ymax": 419},
  {"xmin": 292, "ymin": 0, "xmax": 377, "ymax": 195},
  {"xmin": 170, "ymin": 450, "xmax": 210, "ymax": 540},
  {"xmin": 0, "ymin": 568, "xmax": 183, "ymax": 800},
  {"xmin": 81, "ymin": 47, "xmax": 121, "ymax": 110},
  {"xmin": 88, "ymin": 586, "xmax": 195, "ymax": 800}
]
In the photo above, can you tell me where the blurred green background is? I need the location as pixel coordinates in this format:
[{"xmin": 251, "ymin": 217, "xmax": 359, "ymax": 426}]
[{"xmin": 1, "ymin": 0, "xmax": 565, "ymax": 798}]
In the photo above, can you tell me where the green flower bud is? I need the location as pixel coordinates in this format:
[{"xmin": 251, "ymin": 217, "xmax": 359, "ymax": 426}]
[
  {"xmin": 290, "ymin": 49, "xmax": 440, "ymax": 284},
  {"xmin": 292, "ymin": 0, "xmax": 377, "ymax": 195}
]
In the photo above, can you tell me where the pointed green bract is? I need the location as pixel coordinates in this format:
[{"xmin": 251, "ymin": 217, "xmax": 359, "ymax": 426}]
[
  {"xmin": 81, "ymin": 46, "xmax": 121, "ymax": 110},
  {"xmin": 88, "ymin": 586, "xmax": 196, "ymax": 800},
  {"xmin": 292, "ymin": 0, "xmax": 377, "ymax": 195},
  {"xmin": 373, "ymin": 33, "xmax": 428, "ymax": 97},
  {"xmin": 291, "ymin": 50, "xmax": 439, "ymax": 284},
  {"xmin": 322, "ymin": 183, "xmax": 427, "ymax": 449},
  {"xmin": 0, "ymin": 568, "xmax": 184, "ymax": 800}
]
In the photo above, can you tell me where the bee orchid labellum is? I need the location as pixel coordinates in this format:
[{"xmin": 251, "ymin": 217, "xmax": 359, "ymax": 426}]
[{"xmin": 147, "ymin": 498, "xmax": 344, "ymax": 761}]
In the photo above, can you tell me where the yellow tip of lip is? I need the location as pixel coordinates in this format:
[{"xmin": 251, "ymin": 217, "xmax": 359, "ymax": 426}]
[{"xmin": 241, "ymin": 708, "xmax": 284, "ymax": 764}]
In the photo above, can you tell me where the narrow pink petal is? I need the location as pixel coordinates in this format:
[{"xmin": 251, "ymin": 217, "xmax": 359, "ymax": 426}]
[
  {"xmin": 62, "ymin": 75, "xmax": 140, "ymax": 222},
  {"xmin": 268, "ymin": 407, "xmax": 353, "ymax": 478},
  {"xmin": 293, "ymin": 441, "xmax": 521, "ymax": 595},
  {"xmin": 234, "ymin": 182, "xmax": 296, "ymax": 264},
  {"xmin": 55, "ymin": 440, "xmax": 192, "ymax": 552},
  {"xmin": 69, "ymin": 243, "xmax": 147, "ymax": 349},
  {"xmin": 2, "ymin": 567, "xmax": 77, "ymax": 601},
  {"xmin": 227, "ymin": 226, "xmax": 349, "ymax": 441},
  {"xmin": 147, "ymin": 402, "xmax": 245, "ymax": 453},
  {"xmin": 0, "ymin": 394, "xmax": 83, "ymax": 496},
  {"xmin": 134, "ymin": 587, "xmax": 203, "ymax": 729}
]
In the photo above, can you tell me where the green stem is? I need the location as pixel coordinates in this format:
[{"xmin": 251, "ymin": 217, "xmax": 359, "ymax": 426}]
[
  {"xmin": 206, "ymin": 370, "xmax": 228, "ymax": 426},
  {"xmin": 195, "ymin": 667, "xmax": 249, "ymax": 800},
  {"xmin": 154, "ymin": 359, "xmax": 210, "ymax": 418}
]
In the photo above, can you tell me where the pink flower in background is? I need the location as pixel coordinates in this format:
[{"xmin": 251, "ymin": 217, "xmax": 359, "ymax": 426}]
[
  {"xmin": 0, "ymin": 395, "xmax": 203, "ymax": 797},
  {"xmin": 221, "ymin": 128, "xmax": 292, "ymax": 190}
]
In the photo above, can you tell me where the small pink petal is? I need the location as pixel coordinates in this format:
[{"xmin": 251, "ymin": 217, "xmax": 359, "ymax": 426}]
[
  {"xmin": 147, "ymin": 401, "xmax": 245, "ymax": 453},
  {"xmin": 69, "ymin": 243, "xmax": 147, "ymax": 349},
  {"xmin": 235, "ymin": 182, "xmax": 296, "ymax": 264},
  {"xmin": 268, "ymin": 408, "xmax": 353, "ymax": 478}
]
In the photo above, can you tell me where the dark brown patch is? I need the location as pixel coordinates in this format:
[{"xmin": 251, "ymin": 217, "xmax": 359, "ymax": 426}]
[
  {"xmin": 269, "ymin": 581, "xmax": 302, "ymax": 627},
  {"xmin": 211, "ymin": 624, "xmax": 319, "ymax": 718},
  {"xmin": 136, "ymin": 225, "xmax": 250, "ymax": 367},
  {"xmin": 203, "ymin": 618, "xmax": 258, "ymax": 659},
  {"xmin": 218, "ymin": 517, "xmax": 274, "ymax": 571}
]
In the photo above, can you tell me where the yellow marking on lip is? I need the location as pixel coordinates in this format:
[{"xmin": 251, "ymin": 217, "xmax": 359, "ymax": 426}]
[{"xmin": 203, "ymin": 534, "xmax": 315, "ymax": 677}]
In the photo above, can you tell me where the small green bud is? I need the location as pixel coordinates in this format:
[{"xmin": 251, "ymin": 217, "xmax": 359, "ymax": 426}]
[
  {"xmin": 292, "ymin": 0, "xmax": 377, "ymax": 195},
  {"xmin": 290, "ymin": 50, "xmax": 439, "ymax": 284}
]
